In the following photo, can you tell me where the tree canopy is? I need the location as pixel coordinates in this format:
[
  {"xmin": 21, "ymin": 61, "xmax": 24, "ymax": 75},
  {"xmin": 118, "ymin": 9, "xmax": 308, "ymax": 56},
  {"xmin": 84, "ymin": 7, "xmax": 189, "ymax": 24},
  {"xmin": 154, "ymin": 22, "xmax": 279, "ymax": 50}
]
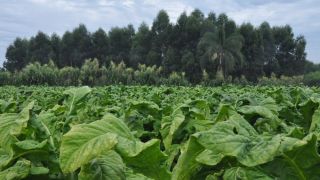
[{"xmin": 4, "ymin": 9, "xmax": 312, "ymax": 82}]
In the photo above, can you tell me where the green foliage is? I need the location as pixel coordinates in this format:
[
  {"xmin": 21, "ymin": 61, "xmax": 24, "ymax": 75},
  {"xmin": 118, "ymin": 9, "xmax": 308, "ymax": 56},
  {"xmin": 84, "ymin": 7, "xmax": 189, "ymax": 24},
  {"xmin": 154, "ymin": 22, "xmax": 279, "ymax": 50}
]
[
  {"xmin": 1, "ymin": 85, "xmax": 320, "ymax": 179},
  {"xmin": 258, "ymin": 73, "xmax": 304, "ymax": 86},
  {"xmin": 19, "ymin": 61, "xmax": 59, "ymax": 85},
  {"xmin": 58, "ymin": 66, "xmax": 81, "ymax": 86},
  {"xmin": 133, "ymin": 64, "xmax": 162, "ymax": 85},
  {"xmin": 80, "ymin": 59, "xmax": 100, "ymax": 86},
  {"xmin": 2, "ymin": 59, "xmax": 319, "ymax": 86},
  {"xmin": 197, "ymin": 25, "xmax": 244, "ymax": 79},
  {"xmin": 0, "ymin": 71, "xmax": 11, "ymax": 85},
  {"xmin": 304, "ymin": 71, "xmax": 320, "ymax": 86},
  {"xmin": 164, "ymin": 72, "xmax": 189, "ymax": 86},
  {"xmin": 0, "ymin": 61, "xmax": 194, "ymax": 86},
  {"xmin": 3, "ymin": 9, "xmax": 310, "ymax": 83}
]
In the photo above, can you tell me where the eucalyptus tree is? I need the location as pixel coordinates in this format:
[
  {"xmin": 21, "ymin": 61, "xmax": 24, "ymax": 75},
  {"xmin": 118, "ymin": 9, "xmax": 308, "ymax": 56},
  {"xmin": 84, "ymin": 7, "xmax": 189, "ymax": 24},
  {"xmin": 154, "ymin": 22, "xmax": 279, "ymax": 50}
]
[
  {"xmin": 130, "ymin": 22, "xmax": 152, "ymax": 67},
  {"xmin": 197, "ymin": 14, "xmax": 244, "ymax": 79},
  {"xmin": 293, "ymin": 35, "xmax": 307, "ymax": 75},
  {"xmin": 150, "ymin": 10, "xmax": 171, "ymax": 66},
  {"xmin": 4, "ymin": 38, "xmax": 29, "ymax": 71},
  {"xmin": 60, "ymin": 24, "xmax": 93, "ymax": 68},
  {"xmin": 28, "ymin": 31, "xmax": 53, "ymax": 65},
  {"xmin": 91, "ymin": 28, "xmax": 109, "ymax": 66},
  {"xmin": 259, "ymin": 22, "xmax": 277, "ymax": 76},
  {"xmin": 272, "ymin": 25, "xmax": 306, "ymax": 76},
  {"xmin": 50, "ymin": 33, "xmax": 61, "ymax": 67},
  {"xmin": 239, "ymin": 23, "xmax": 264, "ymax": 81},
  {"xmin": 109, "ymin": 25, "xmax": 135, "ymax": 65}
]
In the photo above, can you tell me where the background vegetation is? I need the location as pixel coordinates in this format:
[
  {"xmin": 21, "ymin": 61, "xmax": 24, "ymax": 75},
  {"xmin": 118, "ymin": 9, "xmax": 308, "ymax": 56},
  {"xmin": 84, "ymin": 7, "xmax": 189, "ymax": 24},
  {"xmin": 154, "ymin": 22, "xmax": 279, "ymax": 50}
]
[
  {"xmin": 0, "ymin": 59, "xmax": 314, "ymax": 86},
  {"xmin": 1, "ymin": 9, "xmax": 320, "ymax": 85}
]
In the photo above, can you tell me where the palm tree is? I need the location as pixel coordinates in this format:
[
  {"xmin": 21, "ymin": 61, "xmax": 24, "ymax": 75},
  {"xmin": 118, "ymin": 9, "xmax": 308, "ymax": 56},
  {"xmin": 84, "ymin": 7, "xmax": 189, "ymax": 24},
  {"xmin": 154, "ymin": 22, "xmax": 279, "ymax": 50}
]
[{"xmin": 198, "ymin": 22, "xmax": 244, "ymax": 79}]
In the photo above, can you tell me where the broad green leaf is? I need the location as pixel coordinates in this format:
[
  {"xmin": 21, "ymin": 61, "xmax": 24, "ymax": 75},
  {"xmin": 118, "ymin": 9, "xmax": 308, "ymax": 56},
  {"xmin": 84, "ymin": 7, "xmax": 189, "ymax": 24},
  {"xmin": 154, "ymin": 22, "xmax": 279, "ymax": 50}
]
[
  {"xmin": 0, "ymin": 102, "xmax": 34, "ymax": 149},
  {"xmin": 121, "ymin": 139, "xmax": 171, "ymax": 180},
  {"xmin": 63, "ymin": 86, "xmax": 91, "ymax": 116},
  {"xmin": 126, "ymin": 101, "xmax": 161, "ymax": 118},
  {"xmin": 223, "ymin": 167, "xmax": 273, "ymax": 180},
  {"xmin": 79, "ymin": 150, "xmax": 126, "ymax": 180},
  {"xmin": 161, "ymin": 109, "xmax": 185, "ymax": 150},
  {"xmin": 310, "ymin": 106, "xmax": 320, "ymax": 136},
  {"xmin": 125, "ymin": 169, "xmax": 153, "ymax": 180},
  {"xmin": 214, "ymin": 104, "xmax": 236, "ymax": 123},
  {"xmin": 172, "ymin": 136, "xmax": 205, "ymax": 180},
  {"xmin": 238, "ymin": 105, "xmax": 279, "ymax": 121},
  {"xmin": 60, "ymin": 115, "xmax": 120, "ymax": 173},
  {"xmin": 14, "ymin": 140, "xmax": 47, "ymax": 150},
  {"xmin": 0, "ymin": 159, "xmax": 31, "ymax": 180},
  {"xmin": 0, "ymin": 148, "xmax": 13, "ymax": 170},
  {"xmin": 187, "ymin": 100, "xmax": 211, "ymax": 120},
  {"xmin": 30, "ymin": 166, "xmax": 49, "ymax": 175},
  {"xmin": 195, "ymin": 114, "xmax": 306, "ymax": 167},
  {"xmin": 299, "ymin": 97, "xmax": 319, "ymax": 130},
  {"xmin": 164, "ymin": 144, "xmax": 180, "ymax": 170},
  {"xmin": 11, "ymin": 140, "xmax": 49, "ymax": 163},
  {"xmin": 205, "ymin": 174, "xmax": 221, "ymax": 180},
  {"xmin": 33, "ymin": 110, "xmax": 62, "ymax": 150},
  {"xmin": 60, "ymin": 114, "xmax": 170, "ymax": 180},
  {"xmin": 196, "ymin": 149, "xmax": 224, "ymax": 166},
  {"xmin": 0, "ymin": 100, "xmax": 16, "ymax": 113},
  {"xmin": 161, "ymin": 100, "xmax": 213, "ymax": 150},
  {"xmin": 61, "ymin": 132, "xmax": 117, "ymax": 173},
  {"xmin": 124, "ymin": 101, "xmax": 161, "ymax": 139},
  {"xmin": 238, "ymin": 105, "xmax": 281, "ymax": 132},
  {"xmin": 238, "ymin": 96, "xmax": 280, "ymax": 113},
  {"xmin": 263, "ymin": 134, "xmax": 320, "ymax": 180}
]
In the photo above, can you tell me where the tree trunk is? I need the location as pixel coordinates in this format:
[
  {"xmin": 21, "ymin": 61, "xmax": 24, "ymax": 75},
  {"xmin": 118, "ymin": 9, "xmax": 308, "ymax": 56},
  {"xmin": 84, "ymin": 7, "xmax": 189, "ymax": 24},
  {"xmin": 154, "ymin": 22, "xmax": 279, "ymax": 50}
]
[{"xmin": 216, "ymin": 52, "xmax": 224, "ymax": 80}]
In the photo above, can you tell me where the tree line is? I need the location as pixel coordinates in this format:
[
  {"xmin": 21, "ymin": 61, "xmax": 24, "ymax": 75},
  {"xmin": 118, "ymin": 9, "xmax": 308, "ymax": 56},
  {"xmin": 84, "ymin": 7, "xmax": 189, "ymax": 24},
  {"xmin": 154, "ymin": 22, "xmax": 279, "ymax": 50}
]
[
  {"xmin": 0, "ymin": 59, "xmax": 312, "ymax": 86},
  {"xmin": 3, "ymin": 9, "xmax": 317, "ymax": 83}
]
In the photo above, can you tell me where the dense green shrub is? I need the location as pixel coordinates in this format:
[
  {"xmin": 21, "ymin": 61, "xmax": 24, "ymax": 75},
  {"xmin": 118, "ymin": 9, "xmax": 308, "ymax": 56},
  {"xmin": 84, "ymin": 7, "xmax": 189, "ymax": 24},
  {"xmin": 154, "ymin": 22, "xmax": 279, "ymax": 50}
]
[
  {"xmin": 19, "ymin": 61, "xmax": 58, "ymax": 85},
  {"xmin": 80, "ymin": 59, "xmax": 100, "ymax": 86},
  {"xmin": 105, "ymin": 61, "xmax": 134, "ymax": 85},
  {"xmin": 58, "ymin": 66, "xmax": 81, "ymax": 86},
  {"xmin": 258, "ymin": 73, "xmax": 303, "ymax": 86},
  {"xmin": 0, "ymin": 71, "xmax": 11, "ymax": 85},
  {"xmin": 0, "ymin": 60, "xmax": 314, "ymax": 86},
  {"xmin": 133, "ymin": 64, "xmax": 162, "ymax": 85},
  {"xmin": 162, "ymin": 72, "xmax": 189, "ymax": 86},
  {"xmin": 303, "ymin": 71, "xmax": 320, "ymax": 86}
]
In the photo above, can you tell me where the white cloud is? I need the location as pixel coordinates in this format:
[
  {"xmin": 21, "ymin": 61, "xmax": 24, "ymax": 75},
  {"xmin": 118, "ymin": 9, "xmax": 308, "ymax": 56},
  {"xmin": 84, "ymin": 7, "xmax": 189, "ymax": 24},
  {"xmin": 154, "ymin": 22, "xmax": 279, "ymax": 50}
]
[
  {"xmin": 98, "ymin": 0, "xmax": 116, "ymax": 6},
  {"xmin": 28, "ymin": 0, "xmax": 49, "ymax": 4},
  {"xmin": 139, "ymin": 0, "xmax": 194, "ymax": 22},
  {"xmin": 143, "ymin": 0, "xmax": 160, "ymax": 6},
  {"xmin": 122, "ymin": 0, "xmax": 135, "ymax": 7}
]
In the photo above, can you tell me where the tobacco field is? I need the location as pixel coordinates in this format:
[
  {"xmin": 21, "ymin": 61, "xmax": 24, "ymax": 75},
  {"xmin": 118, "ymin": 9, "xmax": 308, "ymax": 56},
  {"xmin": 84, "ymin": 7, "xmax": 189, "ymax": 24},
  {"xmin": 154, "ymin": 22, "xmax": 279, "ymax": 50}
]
[{"xmin": 0, "ymin": 85, "xmax": 320, "ymax": 180}]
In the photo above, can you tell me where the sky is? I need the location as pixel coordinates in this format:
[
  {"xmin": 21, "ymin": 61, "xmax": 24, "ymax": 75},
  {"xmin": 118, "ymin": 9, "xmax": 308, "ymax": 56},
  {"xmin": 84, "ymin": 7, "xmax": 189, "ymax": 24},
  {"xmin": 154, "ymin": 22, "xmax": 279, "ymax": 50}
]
[{"xmin": 0, "ymin": 0, "xmax": 319, "ymax": 67}]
